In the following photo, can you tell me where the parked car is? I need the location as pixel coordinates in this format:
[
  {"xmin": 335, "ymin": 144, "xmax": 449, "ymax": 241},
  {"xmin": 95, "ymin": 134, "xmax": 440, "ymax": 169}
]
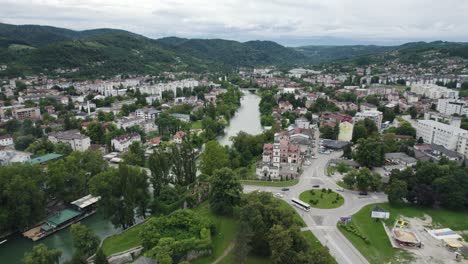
[
  {"xmin": 336, "ymin": 187, "xmax": 344, "ymax": 192},
  {"xmin": 312, "ymin": 184, "xmax": 320, "ymax": 188},
  {"xmin": 358, "ymin": 191, "xmax": 368, "ymax": 196},
  {"xmin": 281, "ymin": 188, "xmax": 290, "ymax": 192},
  {"xmin": 275, "ymin": 193, "xmax": 284, "ymax": 198}
]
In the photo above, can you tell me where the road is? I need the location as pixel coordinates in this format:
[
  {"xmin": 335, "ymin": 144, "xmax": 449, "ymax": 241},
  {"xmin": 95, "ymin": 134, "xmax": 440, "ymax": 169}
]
[{"xmin": 243, "ymin": 150, "xmax": 388, "ymax": 264}]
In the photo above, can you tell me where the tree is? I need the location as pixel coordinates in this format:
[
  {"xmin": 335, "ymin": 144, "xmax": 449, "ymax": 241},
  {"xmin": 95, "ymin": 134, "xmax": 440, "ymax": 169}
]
[
  {"xmin": 417, "ymin": 137, "xmax": 424, "ymax": 144},
  {"xmin": 0, "ymin": 163, "xmax": 47, "ymax": 233},
  {"xmin": 14, "ymin": 135, "xmax": 35, "ymax": 150},
  {"xmin": 169, "ymin": 140, "xmax": 197, "ymax": 186},
  {"xmin": 386, "ymin": 180, "xmax": 408, "ymax": 204},
  {"xmin": 268, "ymin": 225, "xmax": 293, "ymax": 264},
  {"xmin": 25, "ymin": 138, "xmax": 55, "ymax": 155},
  {"xmin": 23, "ymin": 244, "xmax": 62, "ymax": 264},
  {"xmin": 319, "ymin": 126, "xmax": 335, "ymax": 140},
  {"xmin": 86, "ymin": 122, "xmax": 106, "ymax": 144},
  {"xmin": 94, "ymin": 248, "xmax": 108, "ymax": 264},
  {"xmin": 355, "ymin": 136, "xmax": 385, "ymax": 167},
  {"xmin": 210, "ymin": 168, "xmax": 242, "ymax": 215},
  {"xmin": 70, "ymin": 223, "xmax": 100, "ymax": 258},
  {"xmin": 90, "ymin": 164, "xmax": 149, "ymax": 229},
  {"xmin": 233, "ymin": 222, "xmax": 253, "ymax": 264},
  {"xmin": 122, "ymin": 141, "xmax": 145, "ymax": 166},
  {"xmin": 408, "ymin": 106, "xmax": 418, "ymax": 119},
  {"xmin": 47, "ymin": 150, "xmax": 107, "ymax": 203},
  {"xmin": 343, "ymin": 168, "xmax": 381, "ymax": 191},
  {"xmin": 148, "ymin": 148, "xmax": 172, "ymax": 197},
  {"xmin": 199, "ymin": 141, "xmax": 229, "ymax": 175},
  {"xmin": 395, "ymin": 122, "xmax": 416, "ymax": 137}
]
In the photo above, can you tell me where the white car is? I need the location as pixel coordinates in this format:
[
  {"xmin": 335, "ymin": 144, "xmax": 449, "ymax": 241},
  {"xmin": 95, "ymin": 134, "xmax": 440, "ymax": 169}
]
[
  {"xmin": 335, "ymin": 187, "xmax": 344, "ymax": 192},
  {"xmin": 275, "ymin": 193, "xmax": 284, "ymax": 198}
]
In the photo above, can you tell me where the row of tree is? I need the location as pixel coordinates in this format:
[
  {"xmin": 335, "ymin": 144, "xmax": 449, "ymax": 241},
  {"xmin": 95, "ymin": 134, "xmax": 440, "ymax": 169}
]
[{"xmin": 386, "ymin": 159, "xmax": 468, "ymax": 209}]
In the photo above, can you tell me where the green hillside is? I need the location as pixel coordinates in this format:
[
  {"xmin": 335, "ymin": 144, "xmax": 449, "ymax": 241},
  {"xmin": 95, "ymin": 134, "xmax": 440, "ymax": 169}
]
[{"xmin": 0, "ymin": 23, "xmax": 305, "ymax": 78}]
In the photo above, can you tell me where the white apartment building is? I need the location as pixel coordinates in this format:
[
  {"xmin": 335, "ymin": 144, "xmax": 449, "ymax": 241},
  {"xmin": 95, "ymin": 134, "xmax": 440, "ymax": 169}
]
[
  {"xmin": 48, "ymin": 130, "xmax": 91, "ymax": 151},
  {"xmin": 111, "ymin": 133, "xmax": 141, "ymax": 152},
  {"xmin": 294, "ymin": 117, "xmax": 310, "ymax": 129},
  {"xmin": 137, "ymin": 79, "xmax": 199, "ymax": 96},
  {"xmin": 436, "ymin": 99, "xmax": 468, "ymax": 116},
  {"xmin": 0, "ymin": 135, "xmax": 14, "ymax": 146},
  {"xmin": 411, "ymin": 84, "xmax": 459, "ymax": 99},
  {"xmin": 115, "ymin": 116, "xmax": 157, "ymax": 133},
  {"xmin": 135, "ymin": 108, "xmax": 159, "ymax": 120},
  {"xmin": 353, "ymin": 111, "xmax": 383, "ymax": 130},
  {"xmin": 416, "ymin": 120, "xmax": 468, "ymax": 157}
]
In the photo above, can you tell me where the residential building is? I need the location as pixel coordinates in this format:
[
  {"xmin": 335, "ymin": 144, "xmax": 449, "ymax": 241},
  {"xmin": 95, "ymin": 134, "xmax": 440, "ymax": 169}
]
[
  {"xmin": 294, "ymin": 117, "xmax": 310, "ymax": 129},
  {"xmin": 173, "ymin": 131, "xmax": 186, "ymax": 144},
  {"xmin": 171, "ymin": 113, "xmax": 190, "ymax": 123},
  {"xmin": 0, "ymin": 134, "xmax": 14, "ymax": 146},
  {"xmin": 411, "ymin": 84, "xmax": 459, "ymax": 99},
  {"xmin": 135, "ymin": 108, "xmax": 159, "ymax": 120},
  {"xmin": 115, "ymin": 116, "xmax": 157, "ymax": 133},
  {"xmin": 0, "ymin": 150, "xmax": 32, "ymax": 166},
  {"xmin": 360, "ymin": 103, "xmax": 378, "ymax": 112},
  {"xmin": 338, "ymin": 121, "xmax": 354, "ymax": 142},
  {"xmin": 48, "ymin": 130, "xmax": 91, "ymax": 151},
  {"xmin": 436, "ymin": 99, "xmax": 468, "ymax": 116},
  {"xmin": 111, "ymin": 133, "xmax": 141, "ymax": 152},
  {"xmin": 354, "ymin": 111, "xmax": 383, "ymax": 130},
  {"xmin": 12, "ymin": 107, "xmax": 41, "ymax": 120},
  {"xmin": 416, "ymin": 120, "xmax": 468, "ymax": 158}
]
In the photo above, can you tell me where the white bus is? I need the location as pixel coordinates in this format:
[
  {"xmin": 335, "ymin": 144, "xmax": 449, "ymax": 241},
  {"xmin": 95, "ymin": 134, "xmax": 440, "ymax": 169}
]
[{"xmin": 291, "ymin": 198, "xmax": 311, "ymax": 212}]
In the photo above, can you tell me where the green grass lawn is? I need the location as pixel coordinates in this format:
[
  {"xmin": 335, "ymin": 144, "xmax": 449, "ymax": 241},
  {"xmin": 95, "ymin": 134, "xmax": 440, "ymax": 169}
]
[
  {"xmin": 338, "ymin": 203, "xmax": 468, "ymax": 264},
  {"xmin": 191, "ymin": 202, "xmax": 238, "ymax": 264},
  {"xmin": 241, "ymin": 179, "xmax": 299, "ymax": 187},
  {"xmin": 299, "ymin": 189, "xmax": 344, "ymax": 209},
  {"xmin": 101, "ymin": 201, "xmax": 238, "ymax": 260},
  {"xmin": 191, "ymin": 120, "xmax": 203, "ymax": 129},
  {"xmin": 102, "ymin": 221, "xmax": 146, "ymax": 256},
  {"xmin": 336, "ymin": 180, "xmax": 351, "ymax": 190}
]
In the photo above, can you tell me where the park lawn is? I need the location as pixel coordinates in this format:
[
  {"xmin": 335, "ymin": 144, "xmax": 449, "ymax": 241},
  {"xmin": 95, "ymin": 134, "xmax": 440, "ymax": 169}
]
[
  {"xmin": 299, "ymin": 189, "xmax": 344, "ymax": 209},
  {"xmin": 337, "ymin": 204, "xmax": 412, "ymax": 264},
  {"xmin": 241, "ymin": 179, "xmax": 299, "ymax": 187},
  {"xmin": 336, "ymin": 180, "xmax": 352, "ymax": 190},
  {"xmin": 191, "ymin": 202, "xmax": 238, "ymax": 264},
  {"xmin": 339, "ymin": 203, "xmax": 468, "ymax": 264},
  {"xmin": 102, "ymin": 201, "xmax": 239, "ymax": 260},
  {"xmin": 191, "ymin": 120, "xmax": 203, "ymax": 129},
  {"xmin": 102, "ymin": 221, "xmax": 146, "ymax": 256}
]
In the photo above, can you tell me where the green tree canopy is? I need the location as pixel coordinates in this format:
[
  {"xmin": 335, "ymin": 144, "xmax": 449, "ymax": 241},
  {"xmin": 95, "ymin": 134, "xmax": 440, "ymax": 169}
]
[
  {"xmin": 210, "ymin": 168, "xmax": 242, "ymax": 215},
  {"xmin": 23, "ymin": 244, "xmax": 62, "ymax": 264}
]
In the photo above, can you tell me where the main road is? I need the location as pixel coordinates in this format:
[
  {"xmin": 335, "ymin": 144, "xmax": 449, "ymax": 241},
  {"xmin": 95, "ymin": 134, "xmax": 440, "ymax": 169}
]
[{"xmin": 243, "ymin": 150, "xmax": 387, "ymax": 264}]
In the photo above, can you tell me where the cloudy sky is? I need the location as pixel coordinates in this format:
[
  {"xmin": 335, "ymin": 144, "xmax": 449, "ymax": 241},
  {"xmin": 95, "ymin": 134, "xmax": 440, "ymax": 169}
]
[{"xmin": 1, "ymin": 0, "xmax": 467, "ymax": 46}]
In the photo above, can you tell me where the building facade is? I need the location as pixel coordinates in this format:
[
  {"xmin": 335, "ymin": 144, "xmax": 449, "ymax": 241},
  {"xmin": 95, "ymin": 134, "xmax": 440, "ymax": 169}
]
[{"xmin": 48, "ymin": 130, "xmax": 91, "ymax": 152}]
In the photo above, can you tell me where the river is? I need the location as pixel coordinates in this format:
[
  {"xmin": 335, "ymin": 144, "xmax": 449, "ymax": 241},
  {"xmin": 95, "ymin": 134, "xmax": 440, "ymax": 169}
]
[
  {"xmin": 218, "ymin": 91, "xmax": 263, "ymax": 146},
  {"xmin": 0, "ymin": 91, "xmax": 262, "ymax": 264}
]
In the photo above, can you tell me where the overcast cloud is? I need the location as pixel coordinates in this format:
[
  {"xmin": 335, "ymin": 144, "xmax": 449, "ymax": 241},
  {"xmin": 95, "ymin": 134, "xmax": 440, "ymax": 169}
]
[{"xmin": 1, "ymin": 0, "xmax": 467, "ymax": 46}]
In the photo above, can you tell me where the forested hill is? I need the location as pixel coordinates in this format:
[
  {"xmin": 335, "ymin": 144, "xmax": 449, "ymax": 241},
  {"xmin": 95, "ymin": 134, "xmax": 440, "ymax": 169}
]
[
  {"xmin": 295, "ymin": 41, "xmax": 468, "ymax": 66},
  {"xmin": 294, "ymin": 45, "xmax": 397, "ymax": 64},
  {"xmin": 0, "ymin": 23, "xmax": 306, "ymax": 78}
]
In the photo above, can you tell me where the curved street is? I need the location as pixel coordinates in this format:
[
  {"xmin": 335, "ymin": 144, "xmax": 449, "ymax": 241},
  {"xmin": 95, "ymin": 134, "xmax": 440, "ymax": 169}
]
[{"xmin": 243, "ymin": 151, "xmax": 388, "ymax": 264}]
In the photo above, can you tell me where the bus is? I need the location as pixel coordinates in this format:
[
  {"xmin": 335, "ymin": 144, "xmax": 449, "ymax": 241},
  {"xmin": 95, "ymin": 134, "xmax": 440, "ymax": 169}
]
[{"xmin": 291, "ymin": 198, "xmax": 311, "ymax": 212}]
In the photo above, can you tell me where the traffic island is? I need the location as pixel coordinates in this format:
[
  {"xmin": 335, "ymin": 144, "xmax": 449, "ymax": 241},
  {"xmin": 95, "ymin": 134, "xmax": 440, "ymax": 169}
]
[{"xmin": 299, "ymin": 188, "xmax": 344, "ymax": 209}]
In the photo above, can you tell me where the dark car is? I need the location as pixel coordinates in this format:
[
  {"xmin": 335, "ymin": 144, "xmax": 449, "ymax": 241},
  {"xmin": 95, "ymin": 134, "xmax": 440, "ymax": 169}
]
[
  {"xmin": 358, "ymin": 191, "xmax": 368, "ymax": 196},
  {"xmin": 312, "ymin": 185, "xmax": 320, "ymax": 188},
  {"xmin": 281, "ymin": 188, "xmax": 290, "ymax": 192}
]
